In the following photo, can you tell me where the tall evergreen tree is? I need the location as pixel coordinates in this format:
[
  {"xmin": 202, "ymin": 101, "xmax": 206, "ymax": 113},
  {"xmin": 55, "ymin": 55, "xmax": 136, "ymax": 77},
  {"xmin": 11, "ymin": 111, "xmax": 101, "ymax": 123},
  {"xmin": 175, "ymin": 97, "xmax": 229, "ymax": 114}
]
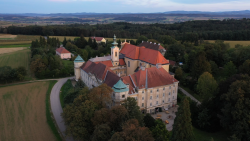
[
  {"xmin": 62, "ymin": 37, "xmax": 67, "ymax": 47},
  {"xmin": 93, "ymin": 39, "xmax": 98, "ymax": 49},
  {"xmin": 88, "ymin": 37, "xmax": 93, "ymax": 47},
  {"xmin": 191, "ymin": 51, "xmax": 211, "ymax": 79},
  {"xmin": 171, "ymin": 97, "xmax": 193, "ymax": 141}
]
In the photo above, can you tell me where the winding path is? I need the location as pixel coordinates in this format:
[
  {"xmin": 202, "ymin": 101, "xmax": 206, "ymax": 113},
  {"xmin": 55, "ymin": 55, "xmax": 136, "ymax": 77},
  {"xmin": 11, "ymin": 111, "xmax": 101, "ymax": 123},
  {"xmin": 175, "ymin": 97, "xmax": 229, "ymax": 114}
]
[
  {"xmin": 179, "ymin": 87, "xmax": 201, "ymax": 104},
  {"xmin": 50, "ymin": 77, "xmax": 74, "ymax": 141}
]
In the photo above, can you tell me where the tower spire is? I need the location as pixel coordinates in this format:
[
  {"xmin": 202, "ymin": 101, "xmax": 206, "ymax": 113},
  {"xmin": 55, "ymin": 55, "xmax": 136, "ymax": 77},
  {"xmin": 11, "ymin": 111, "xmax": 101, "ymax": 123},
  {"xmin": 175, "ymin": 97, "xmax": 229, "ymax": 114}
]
[{"xmin": 111, "ymin": 34, "xmax": 118, "ymax": 48}]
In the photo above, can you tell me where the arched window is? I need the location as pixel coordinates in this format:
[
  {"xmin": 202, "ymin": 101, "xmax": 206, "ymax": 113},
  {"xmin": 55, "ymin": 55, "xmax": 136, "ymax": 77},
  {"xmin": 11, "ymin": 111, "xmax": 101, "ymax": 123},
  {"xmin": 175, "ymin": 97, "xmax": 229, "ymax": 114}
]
[
  {"xmin": 115, "ymin": 52, "xmax": 117, "ymax": 57},
  {"xmin": 128, "ymin": 61, "xmax": 130, "ymax": 67}
]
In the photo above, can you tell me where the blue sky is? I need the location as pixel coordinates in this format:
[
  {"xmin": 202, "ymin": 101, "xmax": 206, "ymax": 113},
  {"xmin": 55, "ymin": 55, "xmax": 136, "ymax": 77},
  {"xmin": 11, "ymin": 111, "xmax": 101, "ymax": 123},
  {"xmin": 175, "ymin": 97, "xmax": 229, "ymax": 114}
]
[{"xmin": 0, "ymin": 0, "xmax": 249, "ymax": 13}]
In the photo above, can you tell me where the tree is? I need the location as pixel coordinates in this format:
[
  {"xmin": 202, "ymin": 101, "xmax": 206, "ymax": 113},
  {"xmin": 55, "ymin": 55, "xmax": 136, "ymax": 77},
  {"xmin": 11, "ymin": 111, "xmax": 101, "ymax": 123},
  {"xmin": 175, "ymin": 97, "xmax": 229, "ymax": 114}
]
[
  {"xmin": 109, "ymin": 106, "xmax": 129, "ymax": 131},
  {"xmin": 209, "ymin": 61, "xmax": 218, "ymax": 76},
  {"xmin": 223, "ymin": 61, "xmax": 237, "ymax": 78},
  {"xmin": 62, "ymin": 95, "xmax": 98, "ymax": 140},
  {"xmin": 110, "ymin": 132, "xmax": 124, "ymax": 141},
  {"xmin": 162, "ymin": 35, "xmax": 177, "ymax": 45},
  {"xmin": 191, "ymin": 51, "xmax": 211, "ymax": 79},
  {"xmin": 88, "ymin": 37, "xmax": 93, "ymax": 46},
  {"xmin": 239, "ymin": 59, "xmax": 250, "ymax": 75},
  {"xmin": 167, "ymin": 43, "xmax": 185, "ymax": 62},
  {"xmin": 122, "ymin": 97, "xmax": 144, "ymax": 126},
  {"xmin": 151, "ymin": 119, "xmax": 170, "ymax": 141},
  {"xmin": 63, "ymin": 37, "xmax": 67, "ymax": 47},
  {"xmin": 88, "ymin": 84, "xmax": 113, "ymax": 108},
  {"xmin": 143, "ymin": 113, "xmax": 156, "ymax": 129},
  {"xmin": 175, "ymin": 67, "xmax": 183, "ymax": 81},
  {"xmin": 220, "ymin": 77, "xmax": 250, "ymax": 140},
  {"xmin": 196, "ymin": 72, "xmax": 218, "ymax": 100},
  {"xmin": 171, "ymin": 97, "xmax": 193, "ymax": 141},
  {"xmin": 92, "ymin": 108, "xmax": 110, "ymax": 126},
  {"xmin": 120, "ymin": 119, "xmax": 154, "ymax": 141},
  {"xmin": 91, "ymin": 124, "xmax": 111, "ymax": 141},
  {"xmin": 136, "ymin": 35, "xmax": 148, "ymax": 45},
  {"xmin": 92, "ymin": 39, "xmax": 98, "ymax": 49},
  {"xmin": 197, "ymin": 108, "xmax": 211, "ymax": 129}
]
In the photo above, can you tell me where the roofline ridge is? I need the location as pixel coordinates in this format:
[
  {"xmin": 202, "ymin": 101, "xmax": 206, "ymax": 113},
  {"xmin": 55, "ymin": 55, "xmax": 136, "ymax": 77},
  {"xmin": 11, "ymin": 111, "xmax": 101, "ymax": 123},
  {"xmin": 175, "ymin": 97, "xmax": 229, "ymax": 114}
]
[{"xmin": 129, "ymin": 75, "xmax": 137, "ymax": 88}]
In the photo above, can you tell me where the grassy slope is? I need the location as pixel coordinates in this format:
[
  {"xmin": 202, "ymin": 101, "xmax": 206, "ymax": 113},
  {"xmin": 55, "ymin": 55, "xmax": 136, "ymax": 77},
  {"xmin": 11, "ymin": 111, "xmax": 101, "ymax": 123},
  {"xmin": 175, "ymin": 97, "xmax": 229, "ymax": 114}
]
[
  {"xmin": 46, "ymin": 80, "xmax": 62, "ymax": 141},
  {"xmin": 0, "ymin": 49, "xmax": 33, "ymax": 80},
  {"xmin": 0, "ymin": 82, "xmax": 57, "ymax": 141},
  {"xmin": 193, "ymin": 127, "xmax": 228, "ymax": 141}
]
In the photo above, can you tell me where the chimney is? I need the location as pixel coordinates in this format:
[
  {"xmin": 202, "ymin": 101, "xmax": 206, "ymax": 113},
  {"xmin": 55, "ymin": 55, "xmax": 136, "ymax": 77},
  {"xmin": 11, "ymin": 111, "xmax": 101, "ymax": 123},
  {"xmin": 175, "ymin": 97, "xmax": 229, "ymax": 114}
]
[
  {"xmin": 158, "ymin": 43, "xmax": 160, "ymax": 45},
  {"xmin": 154, "ymin": 43, "xmax": 156, "ymax": 45},
  {"xmin": 118, "ymin": 73, "xmax": 120, "ymax": 77},
  {"xmin": 96, "ymin": 56, "xmax": 98, "ymax": 58},
  {"xmin": 125, "ymin": 39, "xmax": 126, "ymax": 42},
  {"xmin": 142, "ymin": 41, "xmax": 144, "ymax": 43},
  {"xmin": 156, "ymin": 63, "xmax": 162, "ymax": 69},
  {"xmin": 147, "ymin": 41, "xmax": 148, "ymax": 42},
  {"xmin": 129, "ymin": 41, "xmax": 130, "ymax": 44},
  {"xmin": 141, "ymin": 66, "xmax": 145, "ymax": 71},
  {"xmin": 150, "ymin": 42, "xmax": 152, "ymax": 44},
  {"xmin": 126, "ymin": 84, "xmax": 129, "ymax": 88}
]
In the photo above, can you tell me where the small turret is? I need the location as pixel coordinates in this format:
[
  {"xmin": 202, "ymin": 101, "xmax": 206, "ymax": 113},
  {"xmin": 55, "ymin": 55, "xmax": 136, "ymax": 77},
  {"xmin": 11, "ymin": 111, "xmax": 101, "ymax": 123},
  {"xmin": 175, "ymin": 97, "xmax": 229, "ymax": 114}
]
[{"xmin": 74, "ymin": 55, "xmax": 85, "ymax": 81}]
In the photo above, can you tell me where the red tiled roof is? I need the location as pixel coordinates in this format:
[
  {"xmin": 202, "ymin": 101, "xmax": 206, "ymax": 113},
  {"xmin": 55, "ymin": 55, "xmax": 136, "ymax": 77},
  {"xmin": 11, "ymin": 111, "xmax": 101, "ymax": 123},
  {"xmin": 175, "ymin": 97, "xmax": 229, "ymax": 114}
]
[
  {"xmin": 104, "ymin": 71, "xmax": 120, "ymax": 87},
  {"xmin": 95, "ymin": 60, "xmax": 113, "ymax": 67},
  {"xmin": 80, "ymin": 60, "xmax": 113, "ymax": 80},
  {"xmin": 122, "ymin": 76, "xmax": 135, "ymax": 94},
  {"xmin": 130, "ymin": 67, "xmax": 178, "ymax": 90},
  {"xmin": 91, "ymin": 37, "xmax": 104, "ymax": 41},
  {"xmin": 138, "ymin": 42, "xmax": 165, "ymax": 51},
  {"xmin": 119, "ymin": 59, "xmax": 126, "ymax": 66},
  {"xmin": 56, "ymin": 47, "xmax": 71, "ymax": 54},
  {"xmin": 169, "ymin": 60, "xmax": 176, "ymax": 66},
  {"xmin": 120, "ymin": 43, "xmax": 169, "ymax": 65}
]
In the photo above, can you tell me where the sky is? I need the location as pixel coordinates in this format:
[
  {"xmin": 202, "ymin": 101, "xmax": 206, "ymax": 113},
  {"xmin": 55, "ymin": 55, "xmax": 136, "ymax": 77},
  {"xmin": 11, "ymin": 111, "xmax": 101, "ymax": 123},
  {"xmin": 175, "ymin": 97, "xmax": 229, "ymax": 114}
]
[{"xmin": 0, "ymin": 0, "xmax": 250, "ymax": 13}]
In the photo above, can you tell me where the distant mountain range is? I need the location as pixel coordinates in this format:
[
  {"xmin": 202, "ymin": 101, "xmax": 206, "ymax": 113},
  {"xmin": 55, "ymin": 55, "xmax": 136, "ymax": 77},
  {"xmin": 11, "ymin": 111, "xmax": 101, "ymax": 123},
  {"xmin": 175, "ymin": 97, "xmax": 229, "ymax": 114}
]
[{"xmin": 1, "ymin": 10, "xmax": 250, "ymax": 17}]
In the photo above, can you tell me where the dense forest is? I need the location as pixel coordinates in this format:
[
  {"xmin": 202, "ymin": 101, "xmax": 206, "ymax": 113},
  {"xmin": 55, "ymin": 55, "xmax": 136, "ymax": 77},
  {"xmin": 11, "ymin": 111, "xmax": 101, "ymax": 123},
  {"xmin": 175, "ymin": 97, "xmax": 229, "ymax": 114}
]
[{"xmin": 2, "ymin": 19, "xmax": 250, "ymax": 42}]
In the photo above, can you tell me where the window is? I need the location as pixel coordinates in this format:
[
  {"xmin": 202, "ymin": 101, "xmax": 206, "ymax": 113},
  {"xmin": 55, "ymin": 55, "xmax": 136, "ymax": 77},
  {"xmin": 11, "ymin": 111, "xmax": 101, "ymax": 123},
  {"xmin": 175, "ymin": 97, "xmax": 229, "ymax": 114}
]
[
  {"xmin": 163, "ymin": 93, "xmax": 165, "ymax": 96},
  {"xmin": 125, "ymin": 70, "xmax": 127, "ymax": 74},
  {"xmin": 150, "ymin": 90, "xmax": 152, "ymax": 93},
  {"xmin": 162, "ymin": 100, "xmax": 164, "ymax": 103},
  {"xmin": 122, "ymin": 95, "xmax": 125, "ymax": 98},
  {"xmin": 157, "ymin": 95, "xmax": 159, "ymax": 98},
  {"xmin": 150, "ymin": 103, "xmax": 152, "ymax": 106},
  {"xmin": 113, "ymin": 94, "xmax": 115, "ymax": 97},
  {"xmin": 157, "ymin": 89, "xmax": 159, "ymax": 92},
  {"xmin": 150, "ymin": 96, "xmax": 152, "ymax": 100},
  {"xmin": 115, "ymin": 52, "xmax": 117, "ymax": 57},
  {"xmin": 156, "ymin": 101, "xmax": 158, "ymax": 104},
  {"xmin": 116, "ymin": 71, "xmax": 117, "ymax": 74},
  {"xmin": 120, "ymin": 71, "xmax": 122, "ymax": 74},
  {"xmin": 169, "ymin": 92, "xmax": 171, "ymax": 95},
  {"xmin": 142, "ymin": 90, "xmax": 144, "ymax": 93},
  {"xmin": 134, "ymin": 97, "xmax": 137, "ymax": 100},
  {"xmin": 128, "ymin": 61, "xmax": 130, "ymax": 67},
  {"xmin": 163, "ymin": 87, "xmax": 165, "ymax": 90},
  {"xmin": 173, "ymin": 96, "xmax": 174, "ymax": 99},
  {"xmin": 169, "ymin": 86, "xmax": 171, "ymax": 89},
  {"xmin": 142, "ymin": 103, "xmax": 144, "ymax": 107},
  {"xmin": 142, "ymin": 97, "xmax": 144, "ymax": 100},
  {"xmin": 168, "ymin": 98, "xmax": 170, "ymax": 101}
]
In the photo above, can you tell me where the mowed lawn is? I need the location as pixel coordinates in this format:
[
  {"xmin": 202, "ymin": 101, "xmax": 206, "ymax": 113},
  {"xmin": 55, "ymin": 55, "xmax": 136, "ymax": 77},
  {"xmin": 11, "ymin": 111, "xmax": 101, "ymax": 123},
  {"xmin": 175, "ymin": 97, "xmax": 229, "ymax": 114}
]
[
  {"xmin": 206, "ymin": 40, "xmax": 250, "ymax": 48},
  {"xmin": 0, "ymin": 82, "xmax": 57, "ymax": 141},
  {"xmin": 0, "ymin": 49, "xmax": 33, "ymax": 79}
]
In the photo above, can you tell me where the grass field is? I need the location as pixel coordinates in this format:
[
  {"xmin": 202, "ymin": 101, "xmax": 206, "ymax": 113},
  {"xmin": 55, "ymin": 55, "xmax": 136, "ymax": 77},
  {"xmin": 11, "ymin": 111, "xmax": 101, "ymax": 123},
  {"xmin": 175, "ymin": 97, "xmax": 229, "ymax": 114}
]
[
  {"xmin": 193, "ymin": 127, "xmax": 228, "ymax": 141},
  {"xmin": 206, "ymin": 40, "xmax": 250, "ymax": 48},
  {"xmin": 0, "ymin": 49, "xmax": 33, "ymax": 80},
  {"xmin": 0, "ymin": 82, "xmax": 57, "ymax": 141},
  {"xmin": 0, "ymin": 44, "xmax": 31, "ymax": 48},
  {"xmin": 0, "ymin": 47, "xmax": 27, "ymax": 55}
]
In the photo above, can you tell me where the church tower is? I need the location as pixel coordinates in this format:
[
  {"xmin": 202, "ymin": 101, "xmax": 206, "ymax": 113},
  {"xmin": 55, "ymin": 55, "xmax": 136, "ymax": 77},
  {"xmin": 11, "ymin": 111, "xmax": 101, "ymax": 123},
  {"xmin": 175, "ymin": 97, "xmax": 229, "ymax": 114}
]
[
  {"xmin": 74, "ymin": 55, "xmax": 85, "ymax": 81},
  {"xmin": 111, "ymin": 34, "xmax": 120, "ymax": 66}
]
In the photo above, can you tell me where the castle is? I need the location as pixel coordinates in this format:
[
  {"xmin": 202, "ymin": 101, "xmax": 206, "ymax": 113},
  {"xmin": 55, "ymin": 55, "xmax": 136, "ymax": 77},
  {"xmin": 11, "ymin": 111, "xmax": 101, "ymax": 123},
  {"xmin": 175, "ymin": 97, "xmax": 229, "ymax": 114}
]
[{"xmin": 74, "ymin": 35, "xmax": 179, "ymax": 113}]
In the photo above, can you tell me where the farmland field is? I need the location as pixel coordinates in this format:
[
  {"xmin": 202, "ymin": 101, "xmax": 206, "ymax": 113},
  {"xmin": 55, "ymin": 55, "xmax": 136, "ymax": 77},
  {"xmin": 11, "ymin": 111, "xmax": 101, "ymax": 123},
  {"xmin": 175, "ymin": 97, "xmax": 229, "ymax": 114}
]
[
  {"xmin": 206, "ymin": 40, "xmax": 250, "ymax": 48},
  {"xmin": 0, "ymin": 82, "xmax": 57, "ymax": 141},
  {"xmin": 0, "ymin": 49, "xmax": 33, "ymax": 79},
  {"xmin": 0, "ymin": 34, "xmax": 39, "ymax": 46}
]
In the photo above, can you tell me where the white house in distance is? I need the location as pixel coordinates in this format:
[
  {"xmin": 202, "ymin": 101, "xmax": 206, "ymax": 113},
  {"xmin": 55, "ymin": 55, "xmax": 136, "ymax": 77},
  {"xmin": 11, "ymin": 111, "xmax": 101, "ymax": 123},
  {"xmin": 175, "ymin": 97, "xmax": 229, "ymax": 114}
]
[
  {"xmin": 91, "ymin": 36, "xmax": 106, "ymax": 44},
  {"xmin": 56, "ymin": 47, "xmax": 71, "ymax": 59}
]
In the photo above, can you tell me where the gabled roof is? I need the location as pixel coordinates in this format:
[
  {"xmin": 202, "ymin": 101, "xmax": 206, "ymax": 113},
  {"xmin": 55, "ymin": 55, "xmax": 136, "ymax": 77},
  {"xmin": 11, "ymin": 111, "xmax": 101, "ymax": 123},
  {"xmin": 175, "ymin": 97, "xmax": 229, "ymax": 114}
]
[
  {"xmin": 56, "ymin": 47, "xmax": 71, "ymax": 54},
  {"xmin": 74, "ymin": 55, "xmax": 85, "ymax": 63},
  {"xmin": 122, "ymin": 76, "xmax": 136, "ymax": 94},
  {"xmin": 103, "ymin": 71, "xmax": 120, "ymax": 87},
  {"xmin": 112, "ymin": 80, "xmax": 129, "ymax": 92},
  {"xmin": 120, "ymin": 43, "xmax": 169, "ymax": 65},
  {"xmin": 130, "ymin": 67, "xmax": 178, "ymax": 90},
  {"xmin": 91, "ymin": 37, "xmax": 104, "ymax": 41},
  {"xmin": 95, "ymin": 60, "xmax": 113, "ymax": 67},
  {"xmin": 138, "ymin": 42, "xmax": 165, "ymax": 51},
  {"xmin": 119, "ymin": 59, "xmax": 126, "ymax": 66}
]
